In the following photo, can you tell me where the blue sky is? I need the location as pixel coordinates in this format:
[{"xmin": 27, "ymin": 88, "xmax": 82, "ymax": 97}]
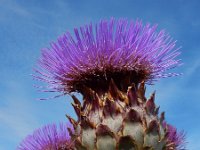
[{"xmin": 0, "ymin": 0, "xmax": 200, "ymax": 149}]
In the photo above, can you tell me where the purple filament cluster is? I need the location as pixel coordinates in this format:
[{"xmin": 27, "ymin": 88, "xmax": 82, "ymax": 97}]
[
  {"xmin": 167, "ymin": 124, "xmax": 186, "ymax": 149},
  {"xmin": 35, "ymin": 18, "xmax": 181, "ymax": 94},
  {"xmin": 17, "ymin": 123, "xmax": 72, "ymax": 150}
]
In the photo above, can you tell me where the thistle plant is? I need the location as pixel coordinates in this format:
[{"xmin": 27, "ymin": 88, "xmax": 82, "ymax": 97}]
[
  {"xmin": 17, "ymin": 123, "xmax": 73, "ymax": 150},
  {"xmin": 19, "ymin": 18, "xmax": 185, "ymax": 150}
]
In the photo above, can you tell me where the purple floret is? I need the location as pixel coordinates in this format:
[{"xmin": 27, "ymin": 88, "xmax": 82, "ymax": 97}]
[
  {"xmin": 17, "ymin": 123, "xmax": 73, "ymax": 150},
  {"xmin": 165, "ymin": 123, "xmax": 186, "ymax": 150},
  {"xmin": 35, "ymin": 18, "xmax": 181, "ymax": 94}
]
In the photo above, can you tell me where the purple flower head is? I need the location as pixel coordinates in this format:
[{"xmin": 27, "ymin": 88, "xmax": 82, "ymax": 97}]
[
  {"xmin": 165, "ymin": 123, "xmax": 186, "ymax": 150},
  {"xmin": 35, "ymin": 18, "xmax": 181, "ymax": 95},
  {"xmin": 17, "ymin": 123, "xmax": 74, "ymax": 150}
]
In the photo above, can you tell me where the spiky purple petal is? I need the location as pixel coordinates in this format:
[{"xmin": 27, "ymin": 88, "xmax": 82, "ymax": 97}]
[
  {"xmin": 163, "ymin": 122, "xmax": 186, "ymax": 149},
  {"xmin": 17, "ymin": 123, "xmax": 73, "ymax": 150},
  {"xmin": 166, "ymin": 124, "xmax": 186, "ymax": 150},
  {"xmin": 35, "ymin": 18, "xmax": 181, "ymax": 94}
]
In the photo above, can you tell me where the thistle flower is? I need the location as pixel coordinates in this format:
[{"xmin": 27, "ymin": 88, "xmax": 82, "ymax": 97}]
[
  {"xmin": 165, "ymin": 123, "xmax": 186, "ymax": 149},
  {"xmin": 35, "ymin": 18, "xmax": 181, "ymax": 95},
  {"xmin": 17, "ymin": 123, "xmax": 73, "ymax": 150},
  {"xmin": 34, "ymin": 18, "xmax": 185, "ymax": 149}
]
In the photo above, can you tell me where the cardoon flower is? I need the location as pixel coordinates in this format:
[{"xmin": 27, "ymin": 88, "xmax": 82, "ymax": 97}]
[
  {"xmin": 35, "ymin": 18, "xmax": 181, "ymax": 95},
  {"xmin": 165, "ymin": 123, "xmax": 186, "ymax": 149},
  {"xmin": 17, "ymin": 123, "xmax": 73, "ymax": 150},
  {"xmin": 34, "ymin": 18, "xmax": 185, "ymax": 149}
]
